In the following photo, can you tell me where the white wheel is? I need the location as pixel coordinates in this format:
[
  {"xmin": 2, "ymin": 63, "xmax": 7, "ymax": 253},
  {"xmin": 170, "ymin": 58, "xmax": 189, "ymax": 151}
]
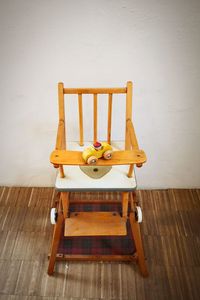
[
  {"xmin": 103, "ymin": 150, "xmax": 112, "ymax": 160},
  {"xmin": 87, "ymin": 156, "xmax": 98, "ymax": 165},
  {"xmin": 135, "ymin": 206, "xmax": 142, "ymax": 223},
  {"xmin": 50, "ymin": 208, "xmax": 58, "ymax": 224}
]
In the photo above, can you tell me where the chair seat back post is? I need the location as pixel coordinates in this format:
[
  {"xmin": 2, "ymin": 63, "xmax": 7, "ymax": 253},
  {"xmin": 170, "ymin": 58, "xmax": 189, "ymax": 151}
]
[{"xmin": 56, "ymin": 82, "xmax": 66, "ymax": 178}]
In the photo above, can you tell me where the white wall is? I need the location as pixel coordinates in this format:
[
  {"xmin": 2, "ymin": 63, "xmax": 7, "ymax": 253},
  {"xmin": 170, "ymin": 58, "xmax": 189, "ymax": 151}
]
[{"xmin": 0, "ymin": 0, "xmax": 200, "ymax": 188}]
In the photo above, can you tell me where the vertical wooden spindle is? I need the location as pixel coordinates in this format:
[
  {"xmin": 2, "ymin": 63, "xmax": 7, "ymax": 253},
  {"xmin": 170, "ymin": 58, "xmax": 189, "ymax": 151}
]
[
  {"xmin": 107, "ymin": 93, "xmax": 113, "ymax": 144},
  {"xmin": 128, "ymin": 164, "xmax": 134, "ymax": 178},
  {"xmin": 78, "ymin": 94, "xmax": 84, "ymax": 146},
  {"xmin": 93, "ymin": 94, "xmax": 98, "ymax": 143},
  {"xmin": 59, "ymin": 165, "xmax": 65, "ymax": 178}
]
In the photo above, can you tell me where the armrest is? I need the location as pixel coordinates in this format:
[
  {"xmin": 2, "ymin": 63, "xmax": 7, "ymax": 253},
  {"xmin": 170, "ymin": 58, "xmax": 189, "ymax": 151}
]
[
  {"xmin": 127, "ymin": 119, "xmax": 147, "ymax": 169},
  {"xmin": 50, "ymin": 149, "xmax": 147, "ymax": 166},
  {"xmin": 127, "ymin": 119, "xmax": 139, "ymax": 150},
  {"xmin": 56, "ymin": 120, "xmax": 65, "ymax": 150}
]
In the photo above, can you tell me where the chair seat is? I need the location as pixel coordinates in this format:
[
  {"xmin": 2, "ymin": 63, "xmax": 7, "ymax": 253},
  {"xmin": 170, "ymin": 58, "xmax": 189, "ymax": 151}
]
[{"xmin": 55, "ymin": 141, "xmax": 137, "ymax": 191}]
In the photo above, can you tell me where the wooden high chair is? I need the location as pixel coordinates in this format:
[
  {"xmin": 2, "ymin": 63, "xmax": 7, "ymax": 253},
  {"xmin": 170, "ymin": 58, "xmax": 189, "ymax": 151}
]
[{"xmin": 48, "ymin": 81, "xmax": 148, "ymax": 277}]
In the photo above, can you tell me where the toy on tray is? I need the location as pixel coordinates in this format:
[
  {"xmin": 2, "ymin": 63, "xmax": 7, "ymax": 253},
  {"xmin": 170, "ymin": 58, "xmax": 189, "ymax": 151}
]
[{"xmin": 82, "ymin": 141, "xmax": 113, "ymax": 164}]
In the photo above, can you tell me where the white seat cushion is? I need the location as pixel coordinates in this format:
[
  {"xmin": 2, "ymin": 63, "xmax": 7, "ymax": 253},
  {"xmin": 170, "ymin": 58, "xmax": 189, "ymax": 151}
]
[{"xmin": 55, "ymin": 141, "xmax": 137, "ymax": 191}]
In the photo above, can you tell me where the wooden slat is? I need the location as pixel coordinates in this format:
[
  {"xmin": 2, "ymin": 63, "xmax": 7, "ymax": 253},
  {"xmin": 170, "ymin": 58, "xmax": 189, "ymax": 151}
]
[
  {"xmin": 52, "ymin": 254, "xmax": 136, "ymax": 262},
  {"xmin": 63, "ymin": 87, "xmax": 127, "ymax": 94},
  {"xmin": 107, "ymin": 93, "xmax": 113, "ymax": 144},
  {"xmin": 93, "ymin": 94, "xmax": 97, "ymax": 143},
  {"xmin": 125, "ymin": 81, "xmax": 133, "ymax": 150},
  {"xmin": 64, "ymin": 212, "xmax": 127, "ymax": 236},
  {"xmin": 78, "ymin": 94, "xmax": 84, "ymax": 146},
  {"xmin": 50, "ymin": 149, "xmax": 147, "ymax": 166},
  {"xmin": 69, "ymin": 191, "xmax": 122, "ymax": 204},
  {"xmin": 69, "ymin": 198, "xmax": 122, "ymax": 204}
]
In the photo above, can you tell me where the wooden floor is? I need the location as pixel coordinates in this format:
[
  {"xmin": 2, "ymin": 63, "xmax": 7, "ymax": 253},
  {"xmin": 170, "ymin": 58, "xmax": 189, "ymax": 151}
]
[{"xmin": 0, "ymin": 187, "xmax": 200, "ymax": 300}]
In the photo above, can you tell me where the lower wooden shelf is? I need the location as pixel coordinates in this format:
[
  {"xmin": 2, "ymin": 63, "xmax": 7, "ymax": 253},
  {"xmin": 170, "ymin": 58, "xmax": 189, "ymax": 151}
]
[{"xmin": 64, "ymin": 211, "xmax": 127, "ymax": 237}]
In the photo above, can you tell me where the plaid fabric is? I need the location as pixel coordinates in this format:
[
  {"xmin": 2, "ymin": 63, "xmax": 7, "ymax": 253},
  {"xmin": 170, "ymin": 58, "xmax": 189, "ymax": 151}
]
[{"xmin": 58, "ymin": 203, "xmax": 136, "ymax": 255}]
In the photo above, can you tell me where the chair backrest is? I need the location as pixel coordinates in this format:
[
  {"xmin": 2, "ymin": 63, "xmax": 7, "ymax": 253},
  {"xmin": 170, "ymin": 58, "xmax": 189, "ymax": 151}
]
[{"xmin": 57, "ymin": 81, "xmax": 133, "ymax": 150}]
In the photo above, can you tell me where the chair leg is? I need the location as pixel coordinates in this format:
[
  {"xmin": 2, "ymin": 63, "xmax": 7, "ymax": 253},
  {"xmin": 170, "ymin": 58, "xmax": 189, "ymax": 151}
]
[
  {"xmin": 122, "ymin": 191, "xmax": 129, "ymax": 218},
  {"xmin": 53, "ymin": 191, "xmax": 60, "ymax": 208},
  {"xmin": 132, "ymin": 191, "xmax": 139, "ymax": 205},
  {"xmin": 48, "ymin": 208, "xmax": 64, "ymax": 275},
  {"xmin": 130, "ymin": 193, "xmax": 134, "ymax": 212},
  {"xmin": 61, "ymin": 192, "xmax": 70, "ymax": 218},
  {"xmin": 129, "ymin": 212, "xmax": 148, "ymax": 277}
]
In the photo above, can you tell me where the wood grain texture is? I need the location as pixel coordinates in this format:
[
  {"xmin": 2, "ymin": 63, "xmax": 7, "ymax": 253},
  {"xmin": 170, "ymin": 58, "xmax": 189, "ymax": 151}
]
[
  {"xmin": 50, "ymin": 149, "xmax": 147, "ymax": 166},
  {"xmin": 63, "ymin": 87, "xmax": 127, "ymax": 94},
  {"xmin": 64, "ymin": 212, "xmax": 127, "ymax": 237},
  {"xmin": 0, "ymin": 187, "xmax": 200, "ymax": 299}
]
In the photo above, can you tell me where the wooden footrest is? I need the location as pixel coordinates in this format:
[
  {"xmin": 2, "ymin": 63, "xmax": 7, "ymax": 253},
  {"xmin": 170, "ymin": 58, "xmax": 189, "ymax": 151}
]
[{"xmin": 64, "ymin": 212, "xmax": 127, "ymax": 237}]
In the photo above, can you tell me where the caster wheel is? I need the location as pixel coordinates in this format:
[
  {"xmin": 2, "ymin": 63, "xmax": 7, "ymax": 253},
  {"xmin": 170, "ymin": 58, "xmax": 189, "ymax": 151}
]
[
  {"xmin": 103, "ymin": 150, "xmax": 112, "ymax": 160},
  {"xmin": 87, "ymin": 156, "xmax": 98, "ymax": 164},
  {"xmin": 135, "ymin": 206, "xmax": 142, "ymax": 223},
  {"xmin": 50, "ymin": 208, "xmax": 58, "ymax": 224},
  {"xmin": 136, "ymin": 163, "xmax": 143, "ymax": 168}
]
